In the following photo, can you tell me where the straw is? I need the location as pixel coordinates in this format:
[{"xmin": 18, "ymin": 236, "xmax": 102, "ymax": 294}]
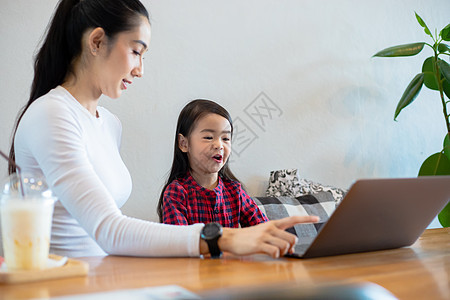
[{"xmin": 0, "ymin": 149, "xmax": 25, "ymax": 198}]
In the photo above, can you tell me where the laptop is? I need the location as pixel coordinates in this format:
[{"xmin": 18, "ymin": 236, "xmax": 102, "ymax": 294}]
[{"xmin": 287, "ymin": 176, "xmax": 450, "ymax": 258}]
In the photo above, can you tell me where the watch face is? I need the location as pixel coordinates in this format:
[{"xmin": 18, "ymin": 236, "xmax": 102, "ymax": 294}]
[{"xmin": 202, "ymin": 223, "xmax": 222, "ymax": 239}]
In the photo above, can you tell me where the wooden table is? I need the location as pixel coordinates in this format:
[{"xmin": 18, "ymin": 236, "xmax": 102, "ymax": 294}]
[{"xmin": 0, "ymin": 228, "xmax": 448, "ymax": 299}]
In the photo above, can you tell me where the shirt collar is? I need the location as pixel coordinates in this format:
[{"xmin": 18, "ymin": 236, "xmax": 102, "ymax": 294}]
[{"xmin": 186, "ymin": 171, "xmax": 224, "ymax": 195}]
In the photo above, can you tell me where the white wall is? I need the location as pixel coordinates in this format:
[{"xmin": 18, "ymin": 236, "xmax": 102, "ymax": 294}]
[{"xmin": 1, "ymin": 0, "xmax": 448, "ymax": 226}]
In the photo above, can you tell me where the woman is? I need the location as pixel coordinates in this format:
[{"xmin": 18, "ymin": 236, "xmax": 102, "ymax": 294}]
[{"xmin": 8, "ymin": 0, "xmax": 318, "ymax": 258}]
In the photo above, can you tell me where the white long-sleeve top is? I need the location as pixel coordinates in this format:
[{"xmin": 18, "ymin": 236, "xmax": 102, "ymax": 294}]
[{"xmin": 14, "ymin": 86, "xmax": 203, "ymax": 257}]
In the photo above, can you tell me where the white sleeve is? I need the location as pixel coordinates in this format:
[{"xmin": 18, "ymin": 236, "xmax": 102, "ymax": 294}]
[{"xmin": 17, "ymin": 100, "xmax": 203, "ymax": 257}]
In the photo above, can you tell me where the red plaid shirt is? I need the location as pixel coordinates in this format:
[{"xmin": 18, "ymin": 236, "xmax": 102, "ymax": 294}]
[{"xmin": 162, "ymin": 173, "xmax": 268, "ymax": 227}]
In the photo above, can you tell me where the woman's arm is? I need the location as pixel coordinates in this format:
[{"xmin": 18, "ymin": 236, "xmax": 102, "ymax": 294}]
[{"xmin": 15, "ymin": 96, "xmax": 202, "ymax": 257}]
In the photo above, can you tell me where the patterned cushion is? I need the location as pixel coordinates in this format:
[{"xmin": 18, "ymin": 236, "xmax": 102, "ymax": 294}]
[
  {"xmin": 253, "ymin": 192, "xmax": 335, "ymax": 238},
  {"xmin": 265, "ymin": 169, "xmax": 347, "ymax": 206},
  {"xmin": 265, "ymin": 169, "xmax": 301, "ymax": 197}
]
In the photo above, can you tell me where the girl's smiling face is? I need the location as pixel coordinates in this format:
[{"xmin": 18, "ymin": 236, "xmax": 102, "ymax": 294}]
[{"xmin": 179, "ymin": 113, "xmax": 232, "ymax": 183}]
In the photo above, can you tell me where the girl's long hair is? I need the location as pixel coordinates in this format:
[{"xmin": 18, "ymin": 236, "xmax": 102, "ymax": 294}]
[
  {"xmin": 157, "ymin": 99, "xmax": 239, "ymax": 222},
  {"xmin": 8, "ymin": 0, "xmax": 149, "ymax": 174}
]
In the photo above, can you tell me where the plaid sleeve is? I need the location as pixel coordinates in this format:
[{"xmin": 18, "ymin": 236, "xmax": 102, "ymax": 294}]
[
  {"xmin": 162, "ymin": 181, "xmax": 189, "ymax": 225},
  {"xmin": 239, "ymin": 185, "xmax": 269, "ymax": 227}
]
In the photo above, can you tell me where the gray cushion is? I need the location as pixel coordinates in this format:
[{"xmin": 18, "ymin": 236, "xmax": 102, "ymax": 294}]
[{"xmin": 254, "ymin": 192, "xmax": 336, "ymax": 238}]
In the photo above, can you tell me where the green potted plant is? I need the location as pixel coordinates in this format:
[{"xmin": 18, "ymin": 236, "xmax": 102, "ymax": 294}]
[{"xmin": 373, "ymin": 12, "xmax": 450, "ymax": 227}]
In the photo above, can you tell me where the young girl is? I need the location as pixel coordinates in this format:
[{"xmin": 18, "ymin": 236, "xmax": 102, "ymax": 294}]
[{"xmin": 158, "ymin": 99, "xmax": 269, "ymax": 227}]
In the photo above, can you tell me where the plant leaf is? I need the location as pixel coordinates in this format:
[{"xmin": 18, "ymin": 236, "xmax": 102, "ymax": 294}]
[
  {"xmin": 438, "ymin": 59, "xmax": 450, "ymax": 83},
  {"xmin": 438, "ymin": 60, "xmax": 450, "ymax": 98},
  {"xmin": 422, "ymin": 57, "xmax": 439, "ymax": 90},
  {"xmin": 438, "ymin": 43, "xmax": 450, "ymax": 53},
  {"xmin": 444, "ymin": 133, "xmax": 450, "ymax": 162},
  {"xmin": 419, "ymin": 150, "xmax": 450, "ymax": 227},
  {"xmin": 444, "ymin": 78, "xmax": 450, "ymax": 99},
  {"xmin": 440, "ymin": 23, "xmax": 450, "ymax": 41},
  {"xmin": 438, "ymin": 201, "xmax": 450, "ymax": 228},
  {"xmin": 418, "ymin": 152, "xmax": 450, "ymax": 176},
  {"xmin": 394, "ymin": 73, "xmax": 424, "ymax": 120},
  {"xmin": 415, "ymin": 12, "xmax": 432, "ymax": 38},
  {"xmin": 373, "ymin": 43, "xmax": 425, "ymax": 57}
]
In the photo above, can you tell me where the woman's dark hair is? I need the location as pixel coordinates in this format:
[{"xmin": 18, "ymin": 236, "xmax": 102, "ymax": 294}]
[
  {"xmin": 157, "ymin": 99, "xmax": 239, "ymax": 222},
  {"xmin": 8, "ymin": 0, "xmax": 149, "ymax": 174}
]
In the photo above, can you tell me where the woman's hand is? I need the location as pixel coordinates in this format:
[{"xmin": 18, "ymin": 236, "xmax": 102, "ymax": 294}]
[{"xmin": 217, "ymin": 215, "xmax": 319, "ymax": 258}]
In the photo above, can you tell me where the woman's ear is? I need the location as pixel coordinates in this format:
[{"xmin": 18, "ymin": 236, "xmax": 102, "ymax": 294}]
[
  {"xmin": 88, "ymin": 27, "xmax": 106, "ymax": 55},
  {"xmin": 178, "ymin": 134, "xmax": 189, "ymax": 153}
]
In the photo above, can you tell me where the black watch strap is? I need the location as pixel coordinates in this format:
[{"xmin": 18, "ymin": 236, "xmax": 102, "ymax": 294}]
[
  {"xmin": 206, "ymin": 238, "xmax": 222, "ymax": 258},
  {"xmin": 201, "ymin": 223, "xmax": 223, "ymax": 259}
]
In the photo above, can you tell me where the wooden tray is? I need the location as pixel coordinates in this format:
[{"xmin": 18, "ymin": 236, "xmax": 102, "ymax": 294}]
[{"xmin": 0, "ymin": 254, "xmax": 89, "ymax": 284}]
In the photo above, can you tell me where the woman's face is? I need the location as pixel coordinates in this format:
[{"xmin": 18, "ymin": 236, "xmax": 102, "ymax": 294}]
[{"xmin": 98, "ymin": 16, "xmax": 151, "ymax": 99}]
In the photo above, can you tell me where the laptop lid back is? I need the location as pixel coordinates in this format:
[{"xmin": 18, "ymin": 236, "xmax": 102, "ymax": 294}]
[{"xmin": 301, "ymin": 176, "xmax": 450, "ymax": 258}]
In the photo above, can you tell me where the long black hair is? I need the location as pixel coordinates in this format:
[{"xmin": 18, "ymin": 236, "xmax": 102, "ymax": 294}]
[
  {"xmin": 8, "ymin": 0, "xmax": 149, "ymax": 174},
  {"xmin": 157, "ymin": 99, "xmax": 240, "ymax": 222}
]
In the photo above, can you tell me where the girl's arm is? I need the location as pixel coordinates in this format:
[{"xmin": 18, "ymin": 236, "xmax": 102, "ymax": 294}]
[
  {"xmin": 161, "ymin": 182, "xmax": 190, "ymax": 225},
  {"xmin": 239, "ymin": 185, "xmax": 269, "ymax": 227}
]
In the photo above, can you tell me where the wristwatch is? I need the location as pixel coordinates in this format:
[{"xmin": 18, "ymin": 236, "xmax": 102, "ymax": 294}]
[{"xmin": 201, "ymin": 222, "xmax": 223, "ymax": 259}]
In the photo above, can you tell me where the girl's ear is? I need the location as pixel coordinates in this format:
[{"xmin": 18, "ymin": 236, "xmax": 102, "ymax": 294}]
[
  {"xmin": 88, "ymin": 27, "xmax": 106, "ymax": 55},
  {"xmin": 178, "ymin": 134, "xmax": 189, "ymax": 153}
]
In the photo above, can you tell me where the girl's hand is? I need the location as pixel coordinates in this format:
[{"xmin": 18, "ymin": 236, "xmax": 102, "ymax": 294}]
[{"xmin": 218, "ymin": 215, "xmax": 319, "ymax": 258}]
